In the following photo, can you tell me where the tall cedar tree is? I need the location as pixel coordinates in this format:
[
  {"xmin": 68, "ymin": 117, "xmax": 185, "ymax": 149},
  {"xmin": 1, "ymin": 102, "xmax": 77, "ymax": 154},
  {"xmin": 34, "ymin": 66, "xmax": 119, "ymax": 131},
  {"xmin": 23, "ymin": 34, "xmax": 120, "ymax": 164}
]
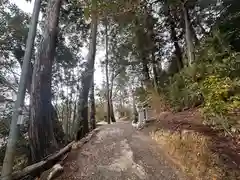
[
  {"xmin": 105, "ymin": 21, "xmax": 111, "ymax": 124},
  {"xmin": 29, "ymin": 0, "xmax": 61, "ymax": 163},
  {"xmin": 89, "ymin": 75, "xmax": 96, "ymax": 129},
  {"xmin": 76, "ymin": 0, "xmax": 98, "ymax": 140}
]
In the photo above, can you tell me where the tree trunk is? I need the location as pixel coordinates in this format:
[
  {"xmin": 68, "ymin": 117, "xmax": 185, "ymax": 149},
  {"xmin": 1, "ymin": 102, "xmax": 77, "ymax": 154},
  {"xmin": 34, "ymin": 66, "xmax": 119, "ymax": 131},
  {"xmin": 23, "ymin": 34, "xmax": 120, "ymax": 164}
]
[
  {"xmin": 134, "ymin": 16, "xmax": 150, "ymax": 86},
  {"xmin": 183, "ymin": 3, "xmax": 195, "ymax": 65},
  {"xmin": 167, "ymin": 7, "xmax": 183, "ymax": 71},
  {"xmin": 76, "ymin": 0, "xmax": 98, "ymax": 140},
  {"xmin": 105, "ymin": 21, "xmax": 111, "ymax": 125},
  {"xmin": 89, "ymin": 75, "xmax": 96, "ymax": 129},
  {"xmin": 110, "ymin": 101, "xmax": 116, "ymax": 122},
  {"xmin": 29, "ymin": 0, "xmax": 61, "ymax": 163},
  {"xmin": 151, "ymin": 52, "xmax": 159, "ymax": 91},
  {"xmin": 109, "ymin": 74, "xmax": 116, "ymax": 123},
  {"xmin": 190, "ymin": 23, "xmax": 199, "ymax": 46},
  {"xmin": 71, "ymin": 100, "xmax": 77, "ymax": 138},
  {"xmin": 69, "ymin": 104, "xmax": 72, "ymax": 135},
  {"xmin": 64, "ymin": 86, "xmax": 69, "ymax": 139},
  {"xmin": 17, "ymin": 59, "xmax": 65, "ymax": 145},
  {"xmin": 68, "ymin": 86, "xmax": 73, "ymax": 138},
  {"xmin": 64, "ymin": 100, "xmax": 69, "ymax": 138},
  {"xmin": 132, "ymin": 89, "xmax": 138, "ymax": 123},
  {"xmin": 142, "ymin": 56, "xmax": 150, "ymax": 86},
  {"xmin": 66, "ymin": 95, "xmax": 69, "ymax": 136},
  {"xmin": 1, "ymin": 0, "xmax": 41, "ymax": 179}
]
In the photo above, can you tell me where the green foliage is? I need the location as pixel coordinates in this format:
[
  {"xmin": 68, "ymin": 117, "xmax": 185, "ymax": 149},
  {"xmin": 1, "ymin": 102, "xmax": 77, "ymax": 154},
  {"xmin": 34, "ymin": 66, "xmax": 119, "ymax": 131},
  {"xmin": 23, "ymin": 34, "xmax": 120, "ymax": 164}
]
[
  {"xmin": 134, "ymin": 87, "xmax": 148, "ymax": 102},
  {"xmin": 162, "ymin": 32, "xmax": 240, "ymax": 131},
  {"xmin": 218, "ymin": 0, "xmax": 240, "ymax": 52},
  {"xmin": 201, "ymin": 76, "xmax": 233, "ymax": 115},
  {"xmin": 165, "ymin": 66, "xmax": 202, "ymax": 111},
  {"xmin": 200, "ymin": 75, "xmax": 240, "ymax": 130}
]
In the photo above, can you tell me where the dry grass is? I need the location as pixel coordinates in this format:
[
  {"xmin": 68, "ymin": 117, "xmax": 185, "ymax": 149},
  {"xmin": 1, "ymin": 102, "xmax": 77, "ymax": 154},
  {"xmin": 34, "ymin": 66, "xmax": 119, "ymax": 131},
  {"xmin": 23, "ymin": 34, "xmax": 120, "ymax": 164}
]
[{"xmin": 151, "ymin": 129, "xmax": 237, "ymax": 180}]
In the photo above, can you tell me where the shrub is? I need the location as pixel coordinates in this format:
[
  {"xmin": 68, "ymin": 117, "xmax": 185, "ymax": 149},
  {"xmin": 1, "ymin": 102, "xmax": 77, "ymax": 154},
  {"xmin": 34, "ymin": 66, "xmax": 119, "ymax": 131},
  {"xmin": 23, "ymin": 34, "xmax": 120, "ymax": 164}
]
[
  {"xmin": 161, "ymin": 50, "xmax": 240, "ymax": 131},
  {"xmin": 165, "ymin": 65, "xmax": 203, "ymax": 111},
  {"xmin": 200, "ymin": 75, "xmax": 240, "ymax": 131}
]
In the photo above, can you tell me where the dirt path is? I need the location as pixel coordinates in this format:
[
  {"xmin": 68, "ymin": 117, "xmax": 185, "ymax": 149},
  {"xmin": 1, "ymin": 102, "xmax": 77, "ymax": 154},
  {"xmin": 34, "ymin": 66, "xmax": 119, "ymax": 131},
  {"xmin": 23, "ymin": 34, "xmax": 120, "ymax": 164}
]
[{"xmin": 56, "ymin": 121, "xmax": 183, "ymax": 180}]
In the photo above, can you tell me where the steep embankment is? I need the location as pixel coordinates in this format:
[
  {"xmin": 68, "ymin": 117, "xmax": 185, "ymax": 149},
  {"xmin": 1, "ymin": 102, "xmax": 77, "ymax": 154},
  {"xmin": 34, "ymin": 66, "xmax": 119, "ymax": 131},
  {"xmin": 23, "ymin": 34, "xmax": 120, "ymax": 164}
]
[{"xmin": 145, "ymin": 109, "xmax": 240, "ymax": 180}]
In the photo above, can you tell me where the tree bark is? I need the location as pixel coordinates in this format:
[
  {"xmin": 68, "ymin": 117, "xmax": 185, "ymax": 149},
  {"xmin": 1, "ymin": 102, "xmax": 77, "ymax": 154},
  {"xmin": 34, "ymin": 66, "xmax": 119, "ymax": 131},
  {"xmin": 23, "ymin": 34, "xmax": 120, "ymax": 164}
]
[
  {"xmin": 144, "ymin": 11, "xmax": 158, "ymax": 89},
  {"xmin": 76, "ymin": 0, "xmax": 98, "ymax": 140},
  {"xmin": 1, "ymin": 0, "xmax": 41, "ymax": 179},
  {"xmin": 68, "ymin": 89, "xmax": 73, "ymax": 139},
  {"xmin": 63, "ymin": 100, "xmax": 69, "ymax": 139},
  {"xmin": 183, "ymin": 3, "xmax": 195, "ymax": 65},
  {"xmin": 110, "ymin": 101, "xmax": 116, "ymax": 122},
  {"xmin": 17, "ymin": 58, "xmax": 65, "ymax": 144},
  {"xmin": 89, "ymin": 75, "xmax": 96, "ymax": 129},
  {"xmin": 142, "ymin": 56, "xmax": 150, "ymax": 85},
  {"xmin": 151, "ymin": 52, "xmax": 159, "ymax": 91},
  {"xmin": 134, "ymin": 14, "xmax": 150, "ymax": 87},
  {"xmin": 166, "ymin": 7, "xmax": 183, "ymax": 71},
  {"xmin": 64, "ymin": 86, "xmax": 69, "ymax": 139},
  {"xmin": 71, "ymin": 100, "xmax": 77, "ymax": 138},
  {"xmin": 132, "ymin": 89, "xmax": 138, "ymax": 123},
  {"xmin": 29, "ymin": 0, "xmax": 61, "ymax": 163},
  {"xmin": 109, "ymin": 73, "xmax": 116, "ymax": 123},
  {"xmin": 105, "ymin": 21, "xmax": 111, "ymax": 125}
]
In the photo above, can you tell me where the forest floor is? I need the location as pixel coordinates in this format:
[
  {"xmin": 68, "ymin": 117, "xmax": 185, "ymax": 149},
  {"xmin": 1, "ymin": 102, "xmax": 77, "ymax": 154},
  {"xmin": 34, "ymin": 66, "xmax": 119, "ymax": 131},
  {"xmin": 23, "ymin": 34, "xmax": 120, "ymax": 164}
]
[{"xmin": 55, "ymin": 121, "xmax": 185, "ymax": 180}]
